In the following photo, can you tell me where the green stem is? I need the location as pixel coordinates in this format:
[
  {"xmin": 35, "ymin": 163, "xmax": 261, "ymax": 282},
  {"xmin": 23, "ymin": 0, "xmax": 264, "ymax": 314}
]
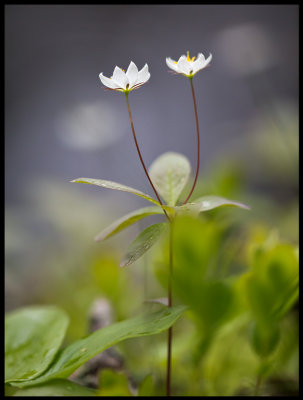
[
  {"xmin": 182, "ymin": 77, "xmax": 200, "ymax": 205},
  {"xmin": 166, "ymin": 219, "xmax": 174, "ymax": 396}
]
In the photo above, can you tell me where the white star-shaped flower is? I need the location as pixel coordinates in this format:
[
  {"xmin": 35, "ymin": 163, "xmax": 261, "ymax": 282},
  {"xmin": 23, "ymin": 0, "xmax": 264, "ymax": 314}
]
[
  {"xmin": 99, "ymin": 61, "xmax": 150, "ymax": 93},
  {"xmin": 166, "ymin": 51, "xmax": 212, "ymax": 78}
]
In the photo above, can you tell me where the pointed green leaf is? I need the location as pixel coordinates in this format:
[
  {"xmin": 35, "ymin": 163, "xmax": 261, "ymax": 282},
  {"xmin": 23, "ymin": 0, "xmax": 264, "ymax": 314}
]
[
  {"xmin": 11, "ymin": 379, "xmax": 96, "ymax": 396},
  {"xmin": 149, "ymin": 152, "xmax": 191, "ymax": 206},
  {"xmin": 5, "ymin": 306, "xmax": 69, "ymax": 383},
  {"xmin": 95, "ymin": 206, "xmax": 164, "ymax": 242},
  {"xmin": 71, "ymin": 178, "xmax": 160, "ymax": 206},
  {"xmin": 177, "ymin": 195, "xmax": 250, "ymax": 214},
  {"xmin": 120, "ymin": 222, "xmax": 168, "ymax": 267},
  {"xmin": 15, "ymin": 305, "xmax": 187, "ymax": 387}
]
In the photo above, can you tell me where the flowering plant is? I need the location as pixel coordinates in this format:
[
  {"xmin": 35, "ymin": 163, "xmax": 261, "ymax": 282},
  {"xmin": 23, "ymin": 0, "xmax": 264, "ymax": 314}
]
[
  {"xmin": 71, "ymin": 52, "xmax": 249, "ymax": 395},
  {"xmin": 5, "ymin": 51, "xmax": 298, "ymax": 398}
]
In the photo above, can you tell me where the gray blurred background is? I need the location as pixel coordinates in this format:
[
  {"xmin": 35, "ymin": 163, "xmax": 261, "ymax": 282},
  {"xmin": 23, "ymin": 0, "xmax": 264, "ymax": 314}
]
[{"xmin": 5, "ymin": 5, "xmax": 298, "ymax": 311}]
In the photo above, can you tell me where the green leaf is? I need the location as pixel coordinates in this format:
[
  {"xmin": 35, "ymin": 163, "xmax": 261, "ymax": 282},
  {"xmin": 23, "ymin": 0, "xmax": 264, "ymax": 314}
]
[
  {"xmin": 149, "ymin": 152, "xmax": 191, "ymax": 206},
  {"xmin": 5, "ymin": 306, "xmax": 69, "ymax": 383},
  {"xmin": 138, "ymin": 374, "xmax": 155, "ymax": 396},
  {"xmin": 97, "ymin": 370, "xmax": 131, "ymax": 396},
  {"xmin": 15, "ymin": 305, "xmax": 187, "ymax": 387},
  {"xmin": 243, "ymin": 243, "xmax": 299, "ymax": 329},
  {"xmin": 94, "ymin": 206, "xmax": 164, "ymax": 242},
  {"xmin": 250, "ymin": 322, "xmax": 280, "ymax": 358},
  {"xmin": 11, "ymin": 379, "xmax": 96, "ymax": 396},
  {"xmin": 177, "ymin": 195, "xmax": 250, "ymax": 214},
  {"xmin": 120, "ymin": 222, "xmax": 168, "ymax": 267},
  {"xmin": 153, "ymin": 216, "xmax": 236, "ymax": 337},
  {"xmin": 71, "ymin": 178, "xmax": 160, "ymax": 206}
]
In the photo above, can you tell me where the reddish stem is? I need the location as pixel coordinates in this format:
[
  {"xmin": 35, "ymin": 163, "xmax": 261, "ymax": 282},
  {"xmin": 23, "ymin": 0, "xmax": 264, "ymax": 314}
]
[
  {"xmin": 182, "ymin": 78, "xmax": 200, "ymax": 205},
  {"xmin": 125, "ymin": 93, "xmax": 165, "ymax": 208}
]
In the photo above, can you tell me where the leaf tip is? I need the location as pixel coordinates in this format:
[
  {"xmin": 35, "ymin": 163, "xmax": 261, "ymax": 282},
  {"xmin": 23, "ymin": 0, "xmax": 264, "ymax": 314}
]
[
  {"xmin": 70, "ymin": 178, "xmax": 86, "ymax": 183},
  {"xmin": 94, "ymin": 233, "xmax": 103, "ymax": 242},
  {"xmin": 144, "ymin": 298, "xmax": 169, "ymax": 306},
  {"xmin": 241, "ymin": 203, "xmax": 251, "ymax": 210}
]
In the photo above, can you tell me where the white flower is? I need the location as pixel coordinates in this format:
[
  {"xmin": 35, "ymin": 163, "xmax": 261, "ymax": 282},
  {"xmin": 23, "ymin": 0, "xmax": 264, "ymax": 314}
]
[
  {"xmin": 166, "ymin": 51, "xmax": 212, "ymax": 78},
  {"xmin": 99, "ymin": 61, "xmax": 150, "ymax": 92}
]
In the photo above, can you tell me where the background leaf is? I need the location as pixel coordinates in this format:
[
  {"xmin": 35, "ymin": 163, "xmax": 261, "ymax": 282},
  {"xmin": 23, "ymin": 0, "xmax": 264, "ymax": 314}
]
[
  {"xmin": 242, "ymin": 243, "xmax": 299, "ymax": 330},
  {"xmin": 149, "ymin": 152, "xmax": 191, "ymax": 206},
  {"xmin": 11, "ymin": 379, "xmax": 96, "ymax": 396},
  {"xmin": 94, "ymin": 206, "xmax": 164, "ymax": 242},
  {"xmin": 120, "ymin": 222, "xmax": 168, "ymax": 267},
  {"xmin": 13, "ymin": 379, "xmax": 96, "ymax": 397},
  {"xmin": 5, "ymin": 306, "xmax": 69, "ymax": 383},
  {"xmin": 96, "ymin": 370, "xmax": 131, "ymax": 396},
  {"xmin": 15, "ymin": 305, "xmax": 187, "ymax": 387},
  {"xmin": 138, "ymin": 374, "xmax": 155, "ymax": 396},
  {"xmin": 71, "ymin": 178, "xmax": 160, "ymax": 205}
]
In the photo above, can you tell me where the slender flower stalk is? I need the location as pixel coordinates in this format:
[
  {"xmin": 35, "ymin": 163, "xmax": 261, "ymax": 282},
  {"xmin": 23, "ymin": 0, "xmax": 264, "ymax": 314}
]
[
  {"xmin": 99, "ymin": 61, "xmax": 169, "ymax": 217},
  {"xmin": 124, "ymin": 92, "xmax": 165, "ymax": 209},
  {"xmin": 166, "ymin": 51, "xmax": 212, "ymax": 205},
  {"xmin": 182, "ymin": 77, "xmax": 200, "ymax": 205}
]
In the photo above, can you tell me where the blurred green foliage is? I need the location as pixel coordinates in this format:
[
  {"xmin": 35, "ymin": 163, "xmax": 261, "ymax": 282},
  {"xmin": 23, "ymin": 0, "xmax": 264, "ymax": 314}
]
[{"xmin": 5, "ymin": 104, "xmax": 298, "ymax": 395}]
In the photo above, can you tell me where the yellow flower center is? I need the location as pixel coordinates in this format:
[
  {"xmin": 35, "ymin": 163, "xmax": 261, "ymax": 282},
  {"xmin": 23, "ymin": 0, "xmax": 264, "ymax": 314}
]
[
  {"xmin": 186, "ymin": 51, "xmax": 196, "ymax": 62},
  {"xmin": 172, "ymin": 52, "xmax": 196, "ymax": 66}
]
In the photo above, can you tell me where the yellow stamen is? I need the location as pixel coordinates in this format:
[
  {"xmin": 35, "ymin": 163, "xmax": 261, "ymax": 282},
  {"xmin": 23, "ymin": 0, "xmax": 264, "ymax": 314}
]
[{"xmin": 186, "ymin": 51, "xmax": 196, "ymax": 62}]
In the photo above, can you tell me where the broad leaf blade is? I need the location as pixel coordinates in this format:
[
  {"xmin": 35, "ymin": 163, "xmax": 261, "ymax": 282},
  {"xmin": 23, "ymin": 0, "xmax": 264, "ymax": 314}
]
[
  {"xmin": 120, "ymin": 222, "xmax": 168, "ymax": 267},
  {"xmin": 11, "ymin": 379, "xmax": 96, "ymax": 396},
  {"xmin": 16, "ymin": 305, "xmax": 187, "ymax": 387},
  {"xmin": 178, "ymin": 195, "xmax": 250, "ymax": 214},
  {"xmin": 71, "ymin": 178, "xmax": 160, "ymax": 206},
  {"xmin": 5, "ymin": 306, "xmax": 69, "ymax": 383},
  {"xmin": 149, "ymin": 152, "xmax": 191, "ymax": 206},
  {"xmin": 95, "ymin": 206, "xmax": 164, "ymax": 242}
]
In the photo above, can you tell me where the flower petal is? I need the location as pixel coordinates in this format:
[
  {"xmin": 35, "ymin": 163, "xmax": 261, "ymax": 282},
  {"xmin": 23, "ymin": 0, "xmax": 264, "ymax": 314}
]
[
  {"xmin": 194, "ymin": 53, "xmax": 206, "ymax": 65},
  {"xmin": 177, "ymin": 58, "xmax": 191, "ymax": 75},
  {"xmin": 126, "ymin": 61, "xmax": 139, "ymax": 88},
  {"xmin": 192, "ymin": 53, "xmax": 205, "ymax": 74},
  {"xmin": 166, "ymin": 57, "xmax": 180, "ymax": 73},
  {"xmin": 205, "ymin": 53, "xmax": 212, "ymax": 66},
  {"xmin": 112, "ymin": 66, "xmax": 128, "ymax": 89},
  {"xmin": 193, "ymin": 53, "xmax": 212, "ymax": 74},
  {"xmin": 99, "ymin": 73, "xmax": 120, "ymax": 89},
  {"xmin": 178, "ymin": 55, "xmax": 187, "ymax": 62},
  {"xmin": 137, "ymin": 64, "xmax": 150, "ymax": 84}
]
